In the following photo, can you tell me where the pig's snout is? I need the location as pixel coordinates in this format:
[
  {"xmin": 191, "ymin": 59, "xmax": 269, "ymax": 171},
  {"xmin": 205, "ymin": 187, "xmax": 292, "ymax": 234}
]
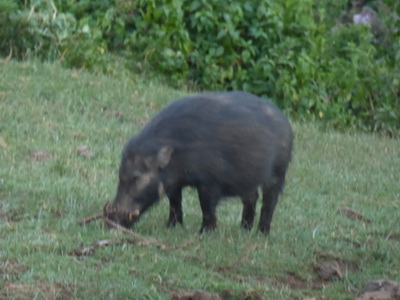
[{"xmin": 103, "ymin": 200, "xmax": 140, "ymax": 229}]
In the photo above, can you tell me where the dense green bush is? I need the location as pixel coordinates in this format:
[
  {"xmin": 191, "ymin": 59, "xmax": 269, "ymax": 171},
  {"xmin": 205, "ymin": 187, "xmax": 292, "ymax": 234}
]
[
  {"xmin": 0, "ymin": 0, "xmax": 111, "ymax": 70},
  {"xmin": 125, "ymin": 0, "xmax": 399, "ymax": 134},
  {"xmin": 1, "ymin": 0, "xmax": 399, "ymax": 135},
  {"xmin": 0, "ymin": 1, "xmax": 74, "ymax": 60}
]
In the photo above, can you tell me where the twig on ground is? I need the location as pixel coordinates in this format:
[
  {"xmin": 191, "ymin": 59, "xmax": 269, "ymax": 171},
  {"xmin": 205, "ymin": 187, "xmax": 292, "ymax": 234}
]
[
  {"xmin": 77, "ymin": 213, "xmax": 104, "ymax": 225},
  {"xmin": 338, "ymin": 207, "xmax": 371, "ymax": 223},
  {"xmin": 77, "ymin": 211, "xmax": 199, "ymax": 252},
  {"xmin": 103, "ymin": 217, "xmax": 165, "ymax": 248}
]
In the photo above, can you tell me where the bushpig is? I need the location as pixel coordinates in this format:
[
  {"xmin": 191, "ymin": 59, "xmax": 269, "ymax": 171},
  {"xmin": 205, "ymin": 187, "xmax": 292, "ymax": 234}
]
[{"xmin": 105, "ymin": 91, "xmax": 293, "ymax": 234}]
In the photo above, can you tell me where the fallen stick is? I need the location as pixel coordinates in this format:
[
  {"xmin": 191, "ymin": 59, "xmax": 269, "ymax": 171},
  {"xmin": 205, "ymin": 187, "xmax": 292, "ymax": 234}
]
[
  {"xmin": 78, "ymin": 214, "xmax": 167, "ymax": 249},
  {"xmin": 104, "ymin": 218, "xmax": 200, "ymax": 251},
  {"xmin": 338, "ymin": 207, "xmax": 371, "ymax": 223},
  {"xmin": 103, "ymin": 217, "xmax": 168, "ymax": 250},
  {"xmin": 77, "ymin": 213, "xmax": 104, "ymax": 225},
  {"xmin": 77, "ymin": 212, "xmax": 198, "ymax": 251}
]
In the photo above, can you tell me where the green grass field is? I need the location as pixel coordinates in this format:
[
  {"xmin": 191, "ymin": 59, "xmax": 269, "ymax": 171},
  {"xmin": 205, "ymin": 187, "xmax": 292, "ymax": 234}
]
[{"xmin": 1, "ymin": 60, "xmax": 399, "ymax": 299}]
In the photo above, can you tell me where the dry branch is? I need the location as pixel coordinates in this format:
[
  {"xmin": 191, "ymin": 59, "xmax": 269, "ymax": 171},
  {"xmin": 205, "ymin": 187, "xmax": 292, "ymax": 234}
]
[
  {"xmin": 77, "ymin": 205, "xmax": 199, "ymax": 252},
  {"xmin": 77, "ymin": 213, "xmax": 103, "ymax": 225},
  {"xmin": 103, "ymin": 217, "xmax": 165, "ymax": 248},
  {"xmin": 338, "ymin": 207, "xmax": 371, "ymax": 223}
]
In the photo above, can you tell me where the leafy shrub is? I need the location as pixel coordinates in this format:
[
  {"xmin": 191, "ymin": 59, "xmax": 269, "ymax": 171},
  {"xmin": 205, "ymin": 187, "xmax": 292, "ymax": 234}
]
[
  {"xmin": 0, "ymin": 0, "xmax": 75, "ymax": 60},
  {"xmin": 0, "ymin": 0, "xmax": 111, "ymax": 71},
  {"xmin": 124, "ymin": 0, "xmax": 399, "ymax": 134},
  {"xmin": 126, "ymin": 0, "xmax": 318, "ymax": 95},
  {"xmin": 0, "ymin": 0, "xmax": 399, "ymax": 135},
  {"xmin": 124, "ymin": 0, "xmax": 400, "ymax": 131}
]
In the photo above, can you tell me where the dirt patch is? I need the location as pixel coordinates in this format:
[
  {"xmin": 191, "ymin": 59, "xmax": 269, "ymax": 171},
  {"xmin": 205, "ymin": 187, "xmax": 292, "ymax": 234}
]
[
  {"xmin": 0, "ymin": 260, "xmax": 26, "ymax": 278},
  {"xmin": 220, "ymin": 290, "xmax": 265, "ymax": 300},
  {"xmin": 0, "ymin": 210, "xmax": 22, "ymax": 222},
  {"xmin": 280, "ymin": 271, "xmax": 325, "ymax": 291},
  {"xmin": 386, "ymin": 233, "xmax": 400, "ymax": 241},
  {"xmin": 30, "ymin": 150, "xmax": 53, "ymax": 161},
  {"xmin": 338, "ymin": 207, "xmax": 371, "ymax": 223},
  {"xmin": 171, "ymin": 290, "xmax": 265, "ymax": 300},
  {"xmin": 315, "ymin": 251, "xmax": 360, "ymax": 273},
  {"xmin": 76, "ymin": 145, "xmax": 94, "ymax": 159},
  {"xmin": 313, "ymin": 261, "xmax": 343, "ymax": 281},
  {"xmin": 284, "ymin": 272, "xmax": 310, "ymax": 290},
  {"xmin": 3, "ymin": 282, "xmax": 72, "ymax": 300},
  {"xmin": 171, "ymin": 291, "xmax": 222, "ymax": 300},
  {"xmin": 357, "ymin": 279, "xmax": 400, "ymax": 300},
  {"xmin": 371, "ymin": 231, "xmax": 400, "ymax": 242}
]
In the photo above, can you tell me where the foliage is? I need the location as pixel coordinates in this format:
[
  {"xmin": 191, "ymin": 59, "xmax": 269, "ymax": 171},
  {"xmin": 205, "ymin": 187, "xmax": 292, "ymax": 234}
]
[
  {"xmin": 0, "ymin": 0, "xmax": 399, "ymax": 135},
  {"xmin": 0, "ymin": 0, "xmax": 73, "ymax": 60},
  {"xmin": 125, "ymin": 0, "xmax": 399, "ymax": 135},
  {"xmin": 0, "ymin": 0, "xmax": 111, "ymax": 71}
]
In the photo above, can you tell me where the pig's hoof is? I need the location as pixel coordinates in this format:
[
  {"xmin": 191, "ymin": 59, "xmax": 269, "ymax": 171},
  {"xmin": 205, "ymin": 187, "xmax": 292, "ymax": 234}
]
[
  {"xmin": 167, "ymin": 216, "xmax": 183, "ymax": 228},
  {"xmin": 199, "ymin": 223, "xmax": 216, "ymax": 234},
  {"xmin": 167, "ymin": 220, "xmax": 182, "ymax": 228},
  {"xmin": 241, "ymin": 220, "xmax": 254, "ymax": 230},
  {"xmin": 166, "ymin": 212, "xmax": 183, "ymax": 227},
  {"xmin": 167, "ymin": 218, "xmax": 176, "ymax": 227},
  {"xmin": 258, "ymin": 225, "xmax": 270, "ymax": 235}
]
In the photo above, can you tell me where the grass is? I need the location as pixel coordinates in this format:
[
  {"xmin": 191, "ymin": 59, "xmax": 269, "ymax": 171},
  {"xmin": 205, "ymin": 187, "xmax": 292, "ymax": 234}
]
[{"xmin": 0, "ymin": 60, "xmax": 399, "ymax": 300}]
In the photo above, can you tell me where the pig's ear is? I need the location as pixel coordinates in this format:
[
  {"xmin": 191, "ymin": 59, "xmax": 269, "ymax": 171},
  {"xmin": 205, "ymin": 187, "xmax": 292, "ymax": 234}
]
[{"xmin": 157, "ymin": 146, "xmax": 173, "ymax": 169}]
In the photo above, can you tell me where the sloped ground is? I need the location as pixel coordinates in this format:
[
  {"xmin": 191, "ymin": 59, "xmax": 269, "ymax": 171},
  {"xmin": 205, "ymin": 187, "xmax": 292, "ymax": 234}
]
[{"xmin": 1, "ymin": 60, "xmax": 399, "ymax": 299}]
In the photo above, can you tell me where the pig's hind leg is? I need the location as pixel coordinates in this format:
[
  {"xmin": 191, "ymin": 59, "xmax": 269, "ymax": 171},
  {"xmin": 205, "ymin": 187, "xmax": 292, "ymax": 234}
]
[{"xmin": 258, "ymin": 170, "xmax": 286, "ymax": 235}]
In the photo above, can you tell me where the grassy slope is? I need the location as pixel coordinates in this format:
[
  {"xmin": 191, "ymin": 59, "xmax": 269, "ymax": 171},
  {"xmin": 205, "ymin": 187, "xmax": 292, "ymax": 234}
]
[{"xmin": 0, "ymin": 60, "xmax": 399, "ymax": 299}]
